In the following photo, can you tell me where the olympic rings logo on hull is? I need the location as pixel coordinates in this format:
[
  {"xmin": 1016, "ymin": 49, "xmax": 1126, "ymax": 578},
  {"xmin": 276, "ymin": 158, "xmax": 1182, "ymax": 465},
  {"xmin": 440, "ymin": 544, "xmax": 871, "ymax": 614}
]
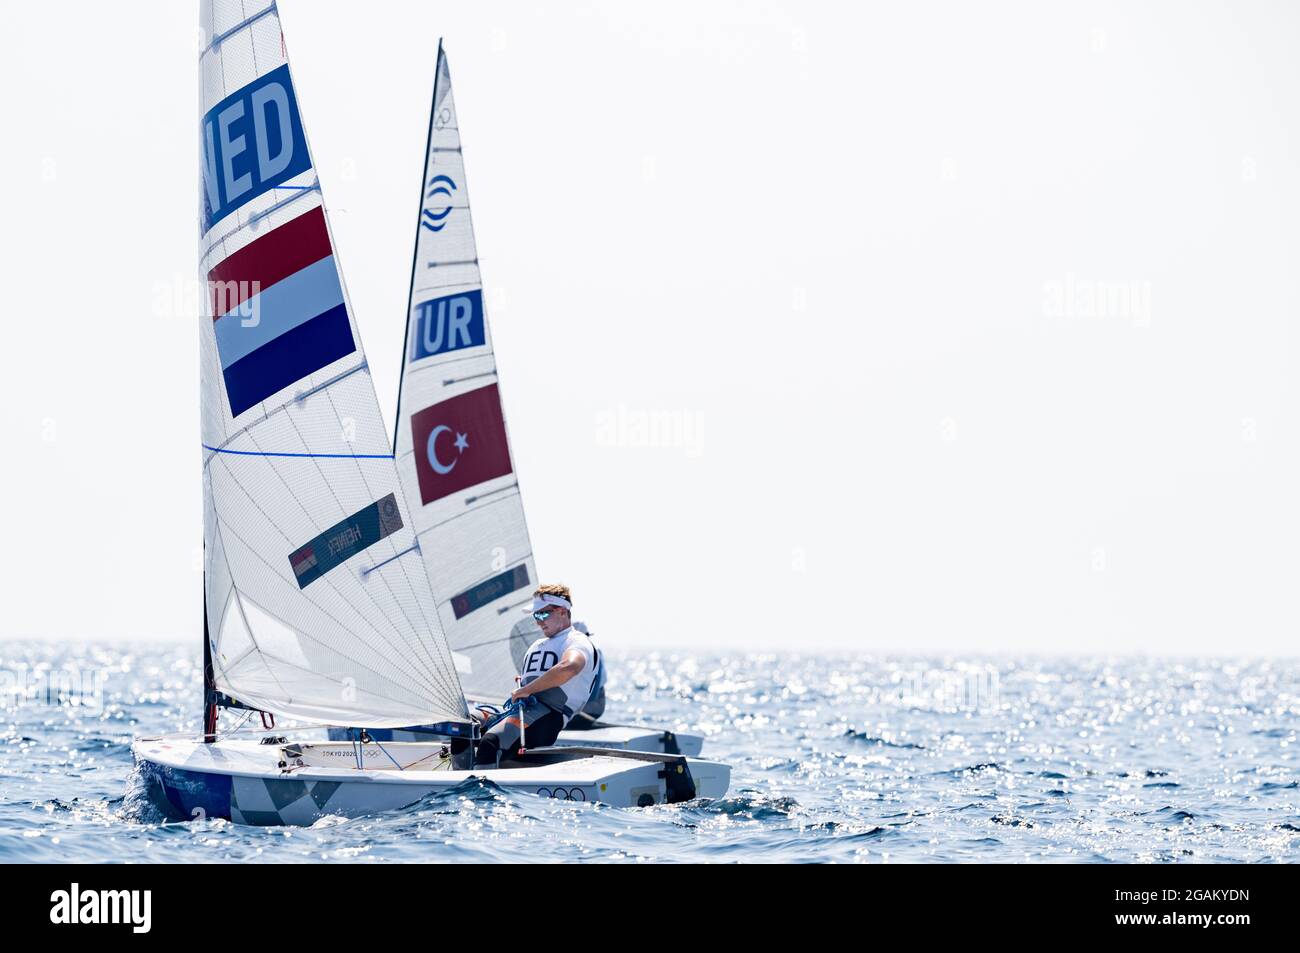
[{"xmin": 536, "ymin": 787, "xmax": 588, "ymax": 802}]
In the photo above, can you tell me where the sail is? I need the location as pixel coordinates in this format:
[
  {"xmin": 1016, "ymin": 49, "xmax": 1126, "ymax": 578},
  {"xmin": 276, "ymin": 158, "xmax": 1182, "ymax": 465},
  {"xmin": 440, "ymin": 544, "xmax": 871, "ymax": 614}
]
[
  {"xmin": 198, "ymin": 1, "xmax": 468, "ymax": 728},
  {"xmin": 393, "ymin": 44, "xmax": 539, "ymax": 703}
]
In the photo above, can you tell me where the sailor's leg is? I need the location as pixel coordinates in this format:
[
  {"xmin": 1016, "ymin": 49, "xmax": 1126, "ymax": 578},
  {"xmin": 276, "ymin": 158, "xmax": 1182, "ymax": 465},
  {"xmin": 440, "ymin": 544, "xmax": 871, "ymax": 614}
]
[
  {"xmin": 473, "ymin": 716, "xmax": 522, "ymax": 766},
  {"xmin": 517, "ymin": 709, "xmax": 565, "ymax": 749},
  {"xmin": 479, "ymin": 706, "xmax": 567, "ymax": 764},
  {"xmin": 513, "ymin": 687, "xmax": 570, "ymax": 748}
]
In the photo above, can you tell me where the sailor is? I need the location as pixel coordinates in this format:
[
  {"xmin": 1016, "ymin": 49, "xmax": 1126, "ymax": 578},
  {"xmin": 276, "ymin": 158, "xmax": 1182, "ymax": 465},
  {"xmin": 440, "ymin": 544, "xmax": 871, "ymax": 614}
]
[{"xmin": 464, "ymin": 584, "xmax": 601, "ymax": 766}]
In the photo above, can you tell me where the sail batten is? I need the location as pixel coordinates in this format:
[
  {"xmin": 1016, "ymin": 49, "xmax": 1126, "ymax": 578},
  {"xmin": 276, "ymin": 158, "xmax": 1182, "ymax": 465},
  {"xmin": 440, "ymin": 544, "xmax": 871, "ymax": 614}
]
[
  {"xmin": 391, "ymin": 45, "xmax": 541, "ymax": 703},
  {"xmin": 198, "ymin": 1, "xmax": 468, "ymax": 728}
]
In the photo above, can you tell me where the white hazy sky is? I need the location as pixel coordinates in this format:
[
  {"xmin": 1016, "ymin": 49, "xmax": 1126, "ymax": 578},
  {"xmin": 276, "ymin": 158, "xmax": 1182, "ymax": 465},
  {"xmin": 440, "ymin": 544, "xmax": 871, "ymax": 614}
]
[{"xmin": 2, "ymin": 1, "xmax": 1299, "ymax": 655}]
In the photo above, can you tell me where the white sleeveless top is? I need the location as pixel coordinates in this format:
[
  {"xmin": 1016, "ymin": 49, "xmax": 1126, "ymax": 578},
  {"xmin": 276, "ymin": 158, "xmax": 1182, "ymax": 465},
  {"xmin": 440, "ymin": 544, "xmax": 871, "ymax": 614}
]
[{"xmin": 520, "ymin": 626, "xmax": 597, "ymax": 716}]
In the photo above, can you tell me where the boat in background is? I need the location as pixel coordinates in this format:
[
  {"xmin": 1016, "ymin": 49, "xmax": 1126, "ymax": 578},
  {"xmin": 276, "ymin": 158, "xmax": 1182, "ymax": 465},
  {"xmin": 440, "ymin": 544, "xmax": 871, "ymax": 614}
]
[
  {"xmin": 131, "ymin": 1, "xmax": 726, "ymax": 823},
  {"xmin": 325, "ymin": 38, "xmax": 701, "ymax": 757}
]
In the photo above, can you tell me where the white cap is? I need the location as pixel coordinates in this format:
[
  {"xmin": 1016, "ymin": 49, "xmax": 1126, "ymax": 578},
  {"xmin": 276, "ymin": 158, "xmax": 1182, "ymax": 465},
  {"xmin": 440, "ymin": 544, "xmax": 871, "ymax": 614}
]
[{"xmin": 525, "ymin": 593, "xmax": 571, "ymax": 613}]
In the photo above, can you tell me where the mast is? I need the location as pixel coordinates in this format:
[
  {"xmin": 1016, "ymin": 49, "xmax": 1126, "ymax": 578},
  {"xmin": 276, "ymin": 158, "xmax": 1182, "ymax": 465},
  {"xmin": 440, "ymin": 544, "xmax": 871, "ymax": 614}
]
[
  {"xmin": 394, "ymin": 39, "xmax": 444, "ymax": 449},
  {"xmin": 202, "ymin": 570, "xmax": 217, "ymax": 742}
]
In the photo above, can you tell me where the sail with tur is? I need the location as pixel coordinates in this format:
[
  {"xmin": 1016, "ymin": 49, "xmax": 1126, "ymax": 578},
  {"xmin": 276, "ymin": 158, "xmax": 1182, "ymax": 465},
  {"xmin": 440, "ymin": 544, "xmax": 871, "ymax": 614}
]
[
  {"xmin": 392, "ymin": 44, "xmax": 539, "ymax": 704},
  {"xmin": 198, "ymin": 1, "xmax": 467, "ymax": 728},
  {"xmin": 129, "ymin": 7, "xmax": 730, "ymax": 826}
]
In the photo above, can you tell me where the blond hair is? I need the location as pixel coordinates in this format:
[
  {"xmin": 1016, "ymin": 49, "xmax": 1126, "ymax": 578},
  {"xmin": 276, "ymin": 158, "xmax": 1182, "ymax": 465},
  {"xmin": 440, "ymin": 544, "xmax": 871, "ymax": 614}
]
[{"xmin": 534, "ymin": 583, "xmax": 572, "ymax": 605}]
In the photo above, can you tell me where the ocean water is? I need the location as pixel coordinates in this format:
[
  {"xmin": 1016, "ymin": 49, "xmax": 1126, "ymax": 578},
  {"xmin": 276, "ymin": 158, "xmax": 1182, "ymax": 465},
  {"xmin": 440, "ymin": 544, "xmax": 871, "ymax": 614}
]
[{"xmin": 0, "ymin": 642, "xmax": 1297, "ymax": 863}]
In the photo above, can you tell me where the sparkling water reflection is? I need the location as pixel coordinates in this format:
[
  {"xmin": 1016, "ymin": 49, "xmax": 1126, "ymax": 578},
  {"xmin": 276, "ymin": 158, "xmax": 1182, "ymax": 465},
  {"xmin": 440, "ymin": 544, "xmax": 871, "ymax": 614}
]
[{"xmin": 0, "ymin": 643, "xmax": 1296, "ymax": 862}]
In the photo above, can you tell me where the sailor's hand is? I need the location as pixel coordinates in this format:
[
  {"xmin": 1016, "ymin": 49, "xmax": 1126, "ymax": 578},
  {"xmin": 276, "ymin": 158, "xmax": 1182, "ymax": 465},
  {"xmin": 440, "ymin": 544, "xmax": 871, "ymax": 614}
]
[{"xmin": 510, "ymin": 686, "xmax": 530, "ymax": 702}]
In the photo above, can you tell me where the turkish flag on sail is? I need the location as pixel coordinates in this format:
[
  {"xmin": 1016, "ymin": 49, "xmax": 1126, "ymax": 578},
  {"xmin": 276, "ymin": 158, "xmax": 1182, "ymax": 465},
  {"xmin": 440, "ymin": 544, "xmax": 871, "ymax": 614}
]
[{"xmin": 410, "ymin": 383, "xmax": 515, "ymax": 505}]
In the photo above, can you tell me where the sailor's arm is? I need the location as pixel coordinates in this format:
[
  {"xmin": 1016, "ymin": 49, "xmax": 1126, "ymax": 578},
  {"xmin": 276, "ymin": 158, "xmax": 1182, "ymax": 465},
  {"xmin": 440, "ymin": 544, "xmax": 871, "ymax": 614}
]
[{"xmin": 512, "ymin": 649, "xmax": 586, "ymax": 700}]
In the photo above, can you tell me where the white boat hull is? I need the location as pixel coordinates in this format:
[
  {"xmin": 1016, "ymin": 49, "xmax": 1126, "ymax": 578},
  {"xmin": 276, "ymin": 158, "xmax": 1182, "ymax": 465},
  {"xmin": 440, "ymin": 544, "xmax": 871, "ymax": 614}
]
[{"xmin": 132, "ymin": 737, "xmax": 728, "ymax": 825}]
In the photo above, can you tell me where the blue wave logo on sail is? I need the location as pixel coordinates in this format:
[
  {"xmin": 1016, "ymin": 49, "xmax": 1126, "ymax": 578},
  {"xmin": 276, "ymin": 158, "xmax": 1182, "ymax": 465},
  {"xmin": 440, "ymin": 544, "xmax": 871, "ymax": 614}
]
[{"xmin": 422, "ymin": 174, "xmax": 458, "ymax": 232}]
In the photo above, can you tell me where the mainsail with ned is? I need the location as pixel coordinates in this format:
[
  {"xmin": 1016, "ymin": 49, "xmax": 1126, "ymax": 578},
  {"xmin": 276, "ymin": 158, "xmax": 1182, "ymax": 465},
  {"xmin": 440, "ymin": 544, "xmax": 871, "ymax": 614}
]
[{"xmin": 198, "ymin": 1, "xmax": 467, "ymax": 728}]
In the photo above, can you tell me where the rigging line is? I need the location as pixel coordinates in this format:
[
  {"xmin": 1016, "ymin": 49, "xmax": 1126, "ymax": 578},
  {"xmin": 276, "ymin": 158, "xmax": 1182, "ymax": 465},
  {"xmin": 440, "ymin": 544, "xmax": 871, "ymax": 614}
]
[
  {"xmin": 420, "ymin": 260, "xmax": 478, "ymax": 275},
  {"xmin": 215, "ymin": 9, "xmax": 229, "ymax": 131},
  {"xmin": 250, "ymin": 183, "xmax": 322, "ymax": 226},
  {"xmin": 227, "ymin": 709, "xmax": 254, "ymax": 734},
  {"xmin": 201, "ymin": 1, "xmax": 277, "ymax": 58},
  {"xmin": 214, "ymin": 706, "xmax": 254, "ymax": 738},
  {"xmin": 204, "ymin": 445, "xmax": 392, "ymax": 460},
  {"xmin": 209, "ymin": 1, "xmax": 218, "ymax": 84},
  {"xmin": 497, "ymin": 596, "xmax": 532, "ymax": 616},
  {"xmin": 362, "ymin": 544, "xmax": 420, "ymax": 577},
  {"xmin": 395, "ymin": 37, "xmax": 446, "ymax": 451},
  {"xmin": 398, "ymin": 748, "xmax": 448, "ymax": 771},
  {"xmin": 203, "ymin": 361, "xmax": 371, "ymax": 463},
  {"xmin": 246, "ymin": 0, "xmax": 260, "ymax": 76},
  {"xmin": 267, "ymin": 417, "xmax": 453, "ymax": 705},
  {"xmin": 413, "ymin": 486, "xmax": 520, "ymax": 538},
  {"xmin": 410, "ymin": 276, "xmax": 482, "ymax": 296},
  {"xmin": 464, "ymin": 484, "xmax": 517, "ymax": 505},
  {"xmin": 455, "ymin": 627, "xmax": 529, "ymax": 652},
  {"xmin": 221, "ymin": 640, "xmax": 261, "ymax": 673},
  {"xmin": 412, "ymin": 488, "xmax": 520, "ymax": 538},
  {"xmin": 400, "ymin": 355, "xmax": 496, "ymax": 388},
  {"xmin": 201, "ymin": 182, "xmax": 321, "ymax": 264},
  {"xmin": 213, "ymin": 462, "xmax": 454, "ymax": 709},
  {"xmin": 293, "ymin": 360, "xmax": 369, "ymax": 404},
  {"xmin": 442, "ymin": 371, "xmax": 497, "ymax": 387},
  {"xmin": 371, "ymin": 738, "xmax": 407, "ymax": 771}
]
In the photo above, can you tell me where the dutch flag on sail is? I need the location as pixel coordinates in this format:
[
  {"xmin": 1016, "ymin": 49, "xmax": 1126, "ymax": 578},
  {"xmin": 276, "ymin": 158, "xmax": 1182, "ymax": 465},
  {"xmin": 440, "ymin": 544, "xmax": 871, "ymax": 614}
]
[{"xmin": 207, "ymin": 207, "xmax": 356, "ymax": 417}]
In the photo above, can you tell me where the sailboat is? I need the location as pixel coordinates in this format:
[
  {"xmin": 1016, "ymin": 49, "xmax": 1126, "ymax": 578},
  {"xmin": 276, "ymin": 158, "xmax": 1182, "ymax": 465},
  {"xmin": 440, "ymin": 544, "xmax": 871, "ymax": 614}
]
[
  {"xmin": 131, "ymin": 1, "xmax": 727, "ymax": 825},
  {"xmin": 322, "ymin": 38, "xmax": 702, "ymax": 757}
]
